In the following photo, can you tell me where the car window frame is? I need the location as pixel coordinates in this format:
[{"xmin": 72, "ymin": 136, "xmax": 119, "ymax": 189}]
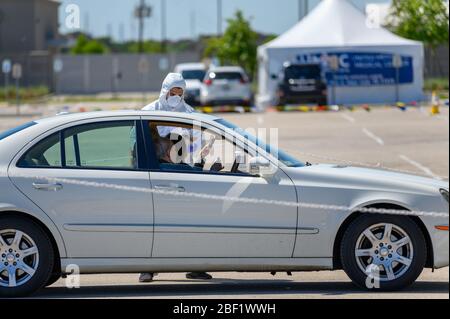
[
  {"xmin": 142, "ymin": 119, "xmax": 260, "ymax": 177},
  {"xmin": 16, "ymin": 119, "xmax": 148, "ymax": 172}
]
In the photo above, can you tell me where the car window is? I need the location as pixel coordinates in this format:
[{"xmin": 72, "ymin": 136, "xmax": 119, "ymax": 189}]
[
  {"xmin": 18, "ymin": 121, "xmax": 138, "ymax": 169},
  {"xmin": 181, "ymin": 70, "xmax": 206, "ymax": 81},
  {"xmin": 64, "ymin": 121, "xmax": 137, "ymax": 169},
  {"xmin": 17, "ymin": 132, "xmax": 62, "ymax": 167},
  {"xmin": 215, "ymin": 119, "xmax": 304, "ymax": 168},
  {"xmin": 208, "ymin": 72, "xmax": 244, "ymax": 81},
  {"xmin": 148, "ymin": 121, "xmax": 251, "ymax": 175},
  {"xmin": 285, "ymin": 65, "xmax": 321, "ymax": 80}
]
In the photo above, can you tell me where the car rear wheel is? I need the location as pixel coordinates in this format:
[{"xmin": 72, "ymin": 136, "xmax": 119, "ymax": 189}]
[
  {"xmin": 341, "ymin": 215, "xmax": 427, "ymax": 291},
  {"xmin": 0, "ymin": 216, "xmax": 54, "ymax": 297},
  {"xmin": 45, "ymin": 273, "xmax": 61, "ymax": 287}
]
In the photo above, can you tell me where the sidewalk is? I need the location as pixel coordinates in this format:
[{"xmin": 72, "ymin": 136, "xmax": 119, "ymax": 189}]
[{"xmin": 0, "ymin": 104, "xmax": 44, "ymax": 117}]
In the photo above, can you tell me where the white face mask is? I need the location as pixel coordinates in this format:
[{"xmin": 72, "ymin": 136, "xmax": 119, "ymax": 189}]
[{"xmin": 167, "ymin": 95, "xmax": 182, "ymax": 108}]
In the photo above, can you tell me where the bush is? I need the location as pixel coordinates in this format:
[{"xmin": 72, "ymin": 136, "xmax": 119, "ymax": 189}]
[
  {"xmin": 424, "ymin": 78, "xmax": 449, "ymax": 91},
  {"xmin": 0, "ymin": 86, "xmax": 49, "ymax": 101}
]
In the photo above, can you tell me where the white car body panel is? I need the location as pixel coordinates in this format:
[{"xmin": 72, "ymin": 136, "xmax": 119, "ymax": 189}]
[
  {"xmin": 0, "ymin": 110, "xmax": 448, "ymax": 275},
  {"xmin": 200, "ymin": 66, "xmax": 252, "ymax": 105},
  {"xmin": 149, "ymin": 170, "xmax": 297, "ymax": 258}
]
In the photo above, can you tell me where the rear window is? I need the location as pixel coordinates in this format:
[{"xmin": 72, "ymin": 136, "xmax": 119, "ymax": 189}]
[
  {"xmin": 285, "ymin": 65, "xmax": 321, "ymax": 80},
  {"xmin": 209, "ymin": 72, "xmax": 244, "ymax": 81},
  {"xmin": 182, "ymin": 70, "xmax": 206, "ymax": 81},
  {"xmin": 0, "ymin": 122, "xmax": 37, "ymax": 141}
]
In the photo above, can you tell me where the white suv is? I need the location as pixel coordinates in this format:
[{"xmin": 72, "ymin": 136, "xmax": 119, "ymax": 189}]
[{"xmin": 200, "ymin": 66, "xmax": 252, "ymax": 106}]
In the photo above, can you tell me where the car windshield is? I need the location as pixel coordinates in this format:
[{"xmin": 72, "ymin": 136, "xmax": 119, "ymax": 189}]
[
  {"xmin": 209, "ymin": 72, "xmax": 244, "ymax": 81},
  {"xmin": 215, "ymin": 119, "xmax": 304, "ymax": 167},
  {"xmin": 0, "ymin": 121, "xmax": 37, "ymax": 141},
  {"xmin": 182, "ymin": 70, "xmax": 206, "ymax": 81}
]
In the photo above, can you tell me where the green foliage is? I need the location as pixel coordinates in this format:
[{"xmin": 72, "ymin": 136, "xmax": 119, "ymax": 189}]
[
  {"xmin": 204, "ymin": 10, "xmax": 258, "ymax": 77},
  {"xmin": 71, "ymin": 35, "xmax": 109, "ymax": 54},
  {"xmin": 424, "ymin": 77, "xmax": 449, "ymax": 91},
  {"xmin": 387, "ymin": 0, "xmax": 449, "ymax": 49},
  {"xmin": 0, "ymin": 86, "xmax": 49, "ymax": 101},
  {"xmin": 126, "ymin": 40, "xmax": 164, "ymax": 53}
]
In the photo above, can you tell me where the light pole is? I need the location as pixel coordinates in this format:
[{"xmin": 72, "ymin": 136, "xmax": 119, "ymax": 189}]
[
  {"xmin": 134, "ymin": 0, "xmax": 152, "ymax": 53},
  {"xmin": 298, "ymin": 0, "xmax": 303, "ymax": 20},
  {"xmin": 161, "ymin": 0, "xmax": 167, "ymax": 52},
  {"xmin": 299, "ymin": 0, "xmax": 309, "ymax": 20},
  {"xmin": 217, "ymin": 0, "xmax": 222, "ymax": 35}
]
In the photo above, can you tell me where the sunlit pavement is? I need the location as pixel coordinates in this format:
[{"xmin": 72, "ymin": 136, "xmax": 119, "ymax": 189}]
[
  {"xmin": 37, "ymin": 269, "xmax": 448, "ymax": 299},
  {"xmin": 1, "ymin": 104, "xmax": 448, "ymax": 299}
]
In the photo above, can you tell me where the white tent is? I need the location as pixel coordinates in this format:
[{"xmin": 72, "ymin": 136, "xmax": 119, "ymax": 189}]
[{"xmin": 257, "ymin": 0, "xmax": 424, "ymax": 107}]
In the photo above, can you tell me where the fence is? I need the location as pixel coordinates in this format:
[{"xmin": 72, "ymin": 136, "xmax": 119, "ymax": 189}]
[
  {"xmin": 1, "ymin": 47, "xmax": 447, "ymax": 93},
  {"xmin": 0, "ymin": 51, "xmax": 52, "ymax": 88},
  {"xmin": 424, "ymin": 45, "xmax": 449, "ymax": 79},
  {"xmin": 53, "ymin": 52, "xmax": 200, "ymax": 94}
]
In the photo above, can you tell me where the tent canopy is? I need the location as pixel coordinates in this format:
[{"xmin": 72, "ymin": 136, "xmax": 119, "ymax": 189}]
[
  {"xmin": 257, "ymin": 0, "xmax": 424, "ymax": 106},
  {"xmin": 262, "ymin": 0, "xmax": 421, "ymax": 49}
]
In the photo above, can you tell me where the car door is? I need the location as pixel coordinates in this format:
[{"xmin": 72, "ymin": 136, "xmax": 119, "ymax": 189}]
[
  {"xmin": 143, "ymin": 117, "xmax": 298, "ymax": 258},
  {"xmin": 8, "ymin": 117, "xmax": 154, "ymax": 258}
]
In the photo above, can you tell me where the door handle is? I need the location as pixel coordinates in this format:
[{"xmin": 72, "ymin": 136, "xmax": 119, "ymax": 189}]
[
  {"xmin": 32, "ymin": 182, "xmax": 63, "ymax": 191},
  {"xmin": 154, "ymin": 185, "xmax": 185, "ymax": 192}
]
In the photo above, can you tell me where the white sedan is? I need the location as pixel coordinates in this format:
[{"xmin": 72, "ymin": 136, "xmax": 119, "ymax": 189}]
[{"xmin": 0, "ymin": 111, "xmax": 448, "ymax": 297}]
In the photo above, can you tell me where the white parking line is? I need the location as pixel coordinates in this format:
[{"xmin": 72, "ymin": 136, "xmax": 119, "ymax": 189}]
[
  {"xmin": 362, "ymin": 128, "xmax": 385, "ymax": 146},
  {"xmin": 399, "ymin": 155, "xmax": 443, "ymax": 181},
  {"xmin": 341, "ymin": 114, "xmax": 356, "ymax": 124}
]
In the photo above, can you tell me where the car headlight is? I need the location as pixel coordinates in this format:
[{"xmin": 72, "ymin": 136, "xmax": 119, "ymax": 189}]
[{"xmin": 440, "ymin": 189, "xmax": 449, "ymax": 203}]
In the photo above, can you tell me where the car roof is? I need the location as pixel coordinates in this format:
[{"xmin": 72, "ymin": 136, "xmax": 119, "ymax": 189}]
[
  {"xmin": 208, "ymin": 66, "xmax": 245, "ymax": 73},
  {"xmin": 35, "ymin": 110, "xmax": 220, "ymax": 127},
  {"xmin": 175, "ymin": 63, "xmax": 206, "ymax": 71}
]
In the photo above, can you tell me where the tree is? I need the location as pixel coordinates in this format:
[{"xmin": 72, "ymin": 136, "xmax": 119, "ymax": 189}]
[
  {"xmin": 71, "ymin": 34, "xmax": 109, "ymax": 54},
  {"xmin": 387, "ymin": 0, "xmax": 449, "ymax": 50},
  {"xmin": 204, "ymin": 10, "xmax": 258, "ymax": 77}
]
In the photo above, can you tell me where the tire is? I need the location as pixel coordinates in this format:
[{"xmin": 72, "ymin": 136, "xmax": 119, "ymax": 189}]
[
  {"xmin": 317, "ymin": 98, "xmax": 328, "ymax": 106},
  {"xmin": 45, "ymin": 273, "xmax": 61, "ymax": 287},
  {"xmin": 340, "ymin": 214, "xmax": 427, "ymax": 291},
  {"xmin": 0, "ymin": 216, "xmax": 54, "ymax": 297}
]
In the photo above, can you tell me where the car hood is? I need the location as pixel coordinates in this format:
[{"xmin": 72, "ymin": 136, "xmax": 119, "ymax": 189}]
[
  {"xmin": 185, "ymin": 80, "xmax": 202, "ymax": 90},
  {"xmin": 282, "ymin": 164, "xmax": 449, "ymax": 195}
]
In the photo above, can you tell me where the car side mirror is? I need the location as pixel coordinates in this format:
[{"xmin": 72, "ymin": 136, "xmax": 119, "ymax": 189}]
[{"xmin": 249, "ymin": 156, "xmax": 273, "ymax": 177}]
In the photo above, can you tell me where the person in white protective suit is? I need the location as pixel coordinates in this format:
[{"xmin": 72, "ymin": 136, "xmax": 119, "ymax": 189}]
[
  {"xmin": 139, "ymin": 73, "xmax": 214, "ymax": 283},
  {"xmin": 142, "ymin": 72, "xmax": 194, "ymax": 113}
]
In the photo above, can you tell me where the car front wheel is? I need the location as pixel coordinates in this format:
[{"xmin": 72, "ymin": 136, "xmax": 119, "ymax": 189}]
[
  {"xmin": 341, "ymin": 215, "xmax": 427, "ymax": 291},
  {"xmin": 0, "ymin": 216, "xmax": 54, "ymax": 297}
]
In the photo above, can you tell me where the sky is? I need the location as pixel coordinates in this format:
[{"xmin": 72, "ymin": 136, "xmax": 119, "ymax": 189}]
[{"xmin": 58, "ymin": 0, "xmax": 391, "ymax": 41}]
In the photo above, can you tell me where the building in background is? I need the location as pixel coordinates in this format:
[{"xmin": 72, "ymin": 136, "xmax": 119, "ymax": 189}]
[
  {"xmin": 0, "ymin": 0, "xmax": 60, "ymax": 53},
  {"xmin": 0, "ymin": 0, "xmax": 61, "ymax": 87}
]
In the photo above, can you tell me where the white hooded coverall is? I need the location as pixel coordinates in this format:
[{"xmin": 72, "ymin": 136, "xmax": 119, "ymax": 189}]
[{"xmin": 142, "ymin": 72, "xmax": 195, "ymax": 113}]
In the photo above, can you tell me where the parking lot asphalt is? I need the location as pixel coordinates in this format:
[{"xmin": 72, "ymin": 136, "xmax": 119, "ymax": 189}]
[
  {"xmin": 1, "ymin": 105, "xmax": 448, "ymax": 299},
  {"xmin": 34, "ymin": 269, "xmax": 447, "ymax": 299}
]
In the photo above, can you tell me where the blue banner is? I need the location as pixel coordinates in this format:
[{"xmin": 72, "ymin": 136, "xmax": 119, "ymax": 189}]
[{"xmin": 295, "ymin": 52, "xmax": 414, "ymax": 87}]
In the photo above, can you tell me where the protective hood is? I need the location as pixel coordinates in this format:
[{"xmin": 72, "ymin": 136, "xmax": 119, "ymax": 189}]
[{"xmin": 158, "ymin": 73, "xmax": 187, "ymax": 111}]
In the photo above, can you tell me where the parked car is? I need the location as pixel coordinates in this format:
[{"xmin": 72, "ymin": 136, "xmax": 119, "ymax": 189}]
[
  {"xmin": 200, "ymin": 66, "xmax": 252, "ymax": 106},
  {"xmin": 174, "ymin": 63, "xmax": 207, "ymax": 106},
  {"xmin": 275, "ymin": 63, "xmax": 328, "ymax": 106},
  {"xmin": 0, "ymin": 111, "xmax": 448, "ymax": 297}
]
